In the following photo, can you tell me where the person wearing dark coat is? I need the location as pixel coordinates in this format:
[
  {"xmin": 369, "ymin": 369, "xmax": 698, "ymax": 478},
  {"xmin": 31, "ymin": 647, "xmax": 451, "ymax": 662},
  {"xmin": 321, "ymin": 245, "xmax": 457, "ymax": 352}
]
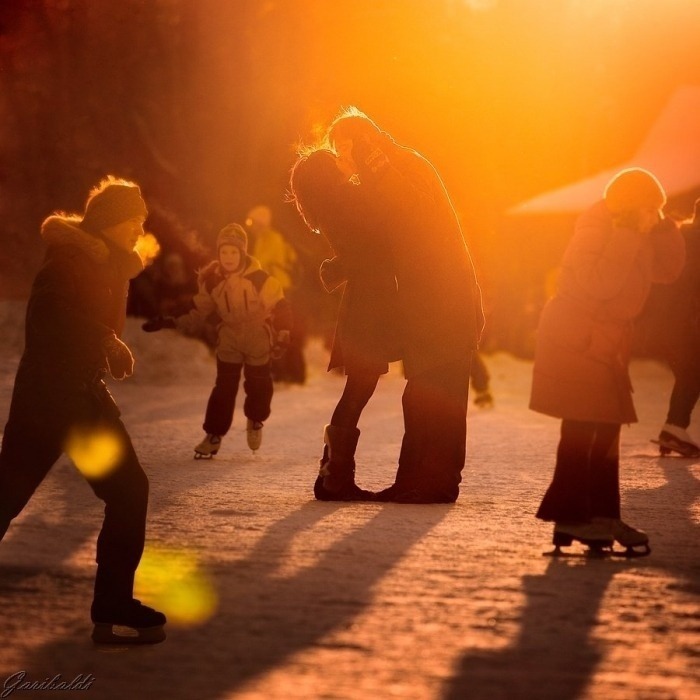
[
  {"xmin": 653, "ymin": 198, "xmax": 700, "ymax": 456},
  {"xmin": 327, "ymin": 108, "xmax": 484, "ymax": 503},
  {"xmin": 290, "ymin": 148, "xmax": 401, "ymax": 500},
  {"xmin": 530, "ymin": 168, "xmax": 685, "ymax": 554},
  {"xmin": 0, "ymin": 177, "xmax": 166, "ymax": 644}
]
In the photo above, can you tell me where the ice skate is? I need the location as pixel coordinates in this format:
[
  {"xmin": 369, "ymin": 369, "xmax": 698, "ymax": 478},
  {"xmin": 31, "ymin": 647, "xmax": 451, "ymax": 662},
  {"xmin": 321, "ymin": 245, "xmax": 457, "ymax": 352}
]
[
  {"xmin": 246, "ymin": 419, "xmax": 263, "ymax": 452},
  {"xmin": 545, "ymin": 521, "xmax": 614, "ymax": 557},
  {"xmin": 91, "ymin": 598, "xmax": 166, "ymax": 645},
  {"xmin": 593, "ymin": 517, "xmax": 651, "ymax": 558},
  {"xmin": 194, "ymin": 433, "xmax": 221, "ymax": 459},
  {"xmin": 653, "ymin": 424, "xmax": 700, "ymax": 458}
]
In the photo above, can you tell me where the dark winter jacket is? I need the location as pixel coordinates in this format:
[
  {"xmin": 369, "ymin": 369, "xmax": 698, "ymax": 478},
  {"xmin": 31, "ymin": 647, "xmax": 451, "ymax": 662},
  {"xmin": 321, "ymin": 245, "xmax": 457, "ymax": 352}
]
[
  {"xmin": 357, "ymin": 141, "xmax": 484, "ymax": 379},
  {"xmin": 20, "ymin": 217, "xmax": 142, "ymax": 380},
  {"xmin": 319, "ymin": 190, "xmax": 401, "ymax": 375},
  {"xmin": 8, "ymin": 216, "xmax": 143, "ymax": 419},
  {"xmin": 530, "ymin": 201, "xmax": 685, "ymax": 424}
]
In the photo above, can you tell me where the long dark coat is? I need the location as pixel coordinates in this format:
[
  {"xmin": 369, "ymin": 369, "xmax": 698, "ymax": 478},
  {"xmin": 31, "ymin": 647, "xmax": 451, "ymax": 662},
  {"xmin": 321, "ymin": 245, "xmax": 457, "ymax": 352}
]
[
  {"xmin": 7, "ymin": 216, "xmax": 143, "ymax": 424},
  {"xmin": 357, "ymin": 142, "xmax": 484, "ymax": 379},
  {"xmin": 321, "ymin": 190, "xmax": 401, "ymax": 376},
  {"xmin": 530, "ymin": 201, "xmax": 685, "ymax": 424}
]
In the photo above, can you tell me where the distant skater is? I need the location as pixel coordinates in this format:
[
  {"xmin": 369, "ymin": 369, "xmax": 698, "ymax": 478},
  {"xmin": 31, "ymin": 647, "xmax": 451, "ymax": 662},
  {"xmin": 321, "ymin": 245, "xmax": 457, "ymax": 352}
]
[
  {"xmin": 530, "ymin": 168, "xmax": 685, "ymax": 556},
  {"xmin": 143, "ymin": 223, "xmax": 292, "ymax": 458},
  {"xmin": 654, "ymin": 197, "xmax": 700, "ymax": 457},
  {"xmin": 290, "ymin": 148, "xmax": 401, "ymax": 500},
  {"xmin": 0, "ymin": 177, "xmax": 166, "ymax": 644}
]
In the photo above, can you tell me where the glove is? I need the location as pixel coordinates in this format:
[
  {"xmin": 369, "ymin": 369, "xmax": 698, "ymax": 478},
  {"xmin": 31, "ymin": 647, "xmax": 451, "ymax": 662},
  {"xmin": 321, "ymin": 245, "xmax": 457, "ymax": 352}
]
[
  {"xmin": 271, "ymin": 329, "xmax": 291, "ymax": 360},
  {"xmin": 352, "ymin": 136, "xmax": 389, "ymax": 180},
  {"xmin": 319, "ymin": 257, "xmax": 346, "ymax": 293},
  {"xmin": 103, "ymin": 334, "xmax": 134, "ymax": 380},
  {"xmin": 141, "ymin": 315, "xmax": 177, "ymax": 332}
]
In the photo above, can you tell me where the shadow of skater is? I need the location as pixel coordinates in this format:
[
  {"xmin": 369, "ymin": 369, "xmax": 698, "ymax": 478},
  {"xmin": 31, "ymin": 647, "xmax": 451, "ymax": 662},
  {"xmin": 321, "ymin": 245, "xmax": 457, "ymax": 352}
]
[
  {"xmin": 11, "ymin": 502, "xmax": 450, "ymax": 699},
  {"xmin": 444, "ymin": 456, "xmax": 700, "ymax": 700}
]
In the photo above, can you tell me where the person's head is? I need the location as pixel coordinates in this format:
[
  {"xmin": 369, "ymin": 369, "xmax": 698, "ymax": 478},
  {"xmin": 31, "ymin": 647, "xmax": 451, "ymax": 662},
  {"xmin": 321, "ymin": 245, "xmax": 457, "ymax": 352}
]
[
  {"xmin": 604, "ymin": 168, "xmax": 666, "ymax": 232},
  {"xmin": 216, "ymin": 223, "xmax": 247, "ymax": 273},
  {"xmin": 289, "ymin": 149, "xmax": 347, "ymax": 234},
  {"xmin": 81, "ymin": 176, "xmax": 148, "ymax": 251},
  {"xmin": 245, "ymin": 205, "xmax": 272, "ymax": 235},
  {"xmin": 327, "ymin": 107, "xmax": 385, "ymax": 179}
]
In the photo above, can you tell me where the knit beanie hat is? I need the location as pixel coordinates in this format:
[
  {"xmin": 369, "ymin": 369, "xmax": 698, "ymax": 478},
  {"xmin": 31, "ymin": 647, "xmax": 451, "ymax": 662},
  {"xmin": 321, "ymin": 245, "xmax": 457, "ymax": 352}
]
[
  {"xmin": 217, "ymin": 223, "xmax": 248, "ymax": 253},
  {"xmin": 604, "ymin": 168, "xmax": 666, "ymax": 214},
  {"xmin": 81, "ymin": 178, "xmax": 148, "ymax": 234}
]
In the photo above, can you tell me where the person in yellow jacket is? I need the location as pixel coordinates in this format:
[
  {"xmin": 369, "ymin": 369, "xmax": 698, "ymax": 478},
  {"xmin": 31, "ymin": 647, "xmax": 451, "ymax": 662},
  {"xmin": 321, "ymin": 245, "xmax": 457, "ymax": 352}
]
[
  {"xmin": 143, "ymin": 223, "xmax": 292, "ymax": 457},
  {"xmin": 246, "ymin": 205, "xmax": 307, "ymax": 384}
]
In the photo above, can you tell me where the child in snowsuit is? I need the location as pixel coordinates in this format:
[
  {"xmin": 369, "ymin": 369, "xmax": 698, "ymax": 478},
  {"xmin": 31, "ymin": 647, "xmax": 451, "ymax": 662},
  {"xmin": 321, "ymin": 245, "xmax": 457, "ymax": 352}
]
[
  {"xmin": 143, "ymin": 224, "xmax": 292, "ymax": 457},
  {"xmin": 0, "ymin": 176, "xmax": 166, "ymax": 644}
]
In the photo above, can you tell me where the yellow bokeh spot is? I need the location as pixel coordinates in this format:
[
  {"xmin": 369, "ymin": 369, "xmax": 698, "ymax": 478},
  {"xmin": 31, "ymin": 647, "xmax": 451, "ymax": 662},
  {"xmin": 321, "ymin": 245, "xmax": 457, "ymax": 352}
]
[
  {"xmin": 65, "ymin": 426, "xmax": 124, "ymax": 479},
  {"xmin": 135, "ymin": 546, "xmax": 218, "ymax": 626}
]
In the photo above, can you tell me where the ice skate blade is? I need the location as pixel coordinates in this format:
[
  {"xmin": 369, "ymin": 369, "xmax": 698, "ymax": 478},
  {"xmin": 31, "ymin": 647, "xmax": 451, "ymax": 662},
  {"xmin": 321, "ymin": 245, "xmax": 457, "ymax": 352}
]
[
  {"xmin": 610, "ymin": 543, "xmax": 651, "ymax": 558},
  {"xmin": 650, "ymin": 439, "xmax": 700, "ymax": 458},
  {"xmin": 544, "ymin": 544, "xmax": 611, "ymax": 559},
  {"xmin": 92, "ymin": 623, "xmax": 166, "ymax": 645},
  {"xmin": 194, "ymin": 451, "xmax": 217, "ymax": 460}
]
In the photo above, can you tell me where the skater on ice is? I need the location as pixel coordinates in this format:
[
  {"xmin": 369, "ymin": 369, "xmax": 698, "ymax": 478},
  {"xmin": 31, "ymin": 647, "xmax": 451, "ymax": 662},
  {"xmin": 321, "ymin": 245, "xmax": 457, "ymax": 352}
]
[
  {"xmin": 529, "ymin": 167, "xmax": 685, "ymax": 556},
  {"xmin": 324, "ymin": 107, "xmax": 484, "ymax": 503},
  {"xmin": 652, "ymin": 197, "xmax": 700, "ymax": 458},
  {"xmin": 290, "ymin": 148, "xmax": 401, "ymax": 501},
  {"xmin": 0, "ymin": 176, "xmax": 166, "ymax": 644},
  {"xmin": 143, "ymin": 223, "xmax": 292, "ymax": 458}
]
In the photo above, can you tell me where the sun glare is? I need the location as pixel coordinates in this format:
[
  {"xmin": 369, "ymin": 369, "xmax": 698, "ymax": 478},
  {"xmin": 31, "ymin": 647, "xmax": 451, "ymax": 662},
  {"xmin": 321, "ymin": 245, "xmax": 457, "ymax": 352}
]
[
  {"xmin": 65, "ymin": 426, "xmax": 124, "ymax": 479},
  {"xmin": 135, "ymin": 546, "xmax": 218, "ymax": 626}
]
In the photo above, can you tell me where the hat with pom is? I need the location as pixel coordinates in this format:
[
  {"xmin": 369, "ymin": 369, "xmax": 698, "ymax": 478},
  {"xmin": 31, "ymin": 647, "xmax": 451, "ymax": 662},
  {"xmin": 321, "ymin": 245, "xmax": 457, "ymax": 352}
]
[
  {"xmin": 604, "ymin": 168, "xmax": 666, "ymax": 214},
  {"xmin": 81, "ymin": 178, "xmax": 147, "ymax": 234},
  {"xmin": 216, "ymin": 223, "xmax": 248, "ymax": 253}
]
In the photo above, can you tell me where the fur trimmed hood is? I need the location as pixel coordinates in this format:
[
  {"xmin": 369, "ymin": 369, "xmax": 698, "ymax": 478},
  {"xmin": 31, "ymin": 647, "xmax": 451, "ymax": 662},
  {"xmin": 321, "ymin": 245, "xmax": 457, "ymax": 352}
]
[{"xmin": 40, "ymin": 215, "xmax": 143, "ymax": 279}]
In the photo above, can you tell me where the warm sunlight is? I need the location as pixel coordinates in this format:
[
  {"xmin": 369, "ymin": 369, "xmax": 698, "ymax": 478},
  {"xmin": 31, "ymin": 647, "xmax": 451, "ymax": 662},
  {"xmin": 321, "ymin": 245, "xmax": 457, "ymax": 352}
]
[
  {"xmin": 65, "ymin": 426, "xmax": 124, "ymax": 479},
  {"xmin": 135, "ymin": 546, "xmax": 218, "ymax": 626}
]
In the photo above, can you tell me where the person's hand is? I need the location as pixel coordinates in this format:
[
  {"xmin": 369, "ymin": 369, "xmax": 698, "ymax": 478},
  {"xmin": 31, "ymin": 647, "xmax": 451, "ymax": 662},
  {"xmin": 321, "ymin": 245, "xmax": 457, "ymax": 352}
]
[
  {"xmin": 141, "ymin": 315, "xmax": 177, "ymax": 332},
  {"xmin": 271, "ymin": 329, "xmax": 291, "ymax": 360},
  {"xmin": 103, "ymin": 334, "xmax": 134, "ymax": 380}
]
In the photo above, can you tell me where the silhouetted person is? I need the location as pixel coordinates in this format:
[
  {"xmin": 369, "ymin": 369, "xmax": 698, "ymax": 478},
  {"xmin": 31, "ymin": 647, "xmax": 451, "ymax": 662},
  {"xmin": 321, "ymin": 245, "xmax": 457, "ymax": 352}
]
[
  {"xmin": 290, "ymin": 149, "xmax": 401, "ymax": 500},
  {"xmin": 531, "ymin": 168, "xmax": 685, "ymax": 555},
  {"xmin": 327, "ymin": 107, "xmax": 484, "ymax": 503},
  {"xmin": 0, "ymin": 177, "xmax": 166, "ymax": 644}
]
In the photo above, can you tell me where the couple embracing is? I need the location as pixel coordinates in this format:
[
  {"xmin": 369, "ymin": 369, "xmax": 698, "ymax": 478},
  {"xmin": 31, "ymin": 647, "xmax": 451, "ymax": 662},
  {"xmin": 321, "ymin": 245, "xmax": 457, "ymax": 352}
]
[{"xmin": 290, "ymin": 108, "xmax": 484, "ymax": 504}]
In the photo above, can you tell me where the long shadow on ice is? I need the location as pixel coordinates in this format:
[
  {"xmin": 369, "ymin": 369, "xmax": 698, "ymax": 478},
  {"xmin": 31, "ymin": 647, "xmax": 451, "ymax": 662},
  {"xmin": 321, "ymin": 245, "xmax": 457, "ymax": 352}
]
[
  {"xmin": 11, "ymin": 501, "xmax": 449, "ymax": 699},
  {"xmin": 443, "ymin": 456, "xmax": 700, "ymax": 700}
]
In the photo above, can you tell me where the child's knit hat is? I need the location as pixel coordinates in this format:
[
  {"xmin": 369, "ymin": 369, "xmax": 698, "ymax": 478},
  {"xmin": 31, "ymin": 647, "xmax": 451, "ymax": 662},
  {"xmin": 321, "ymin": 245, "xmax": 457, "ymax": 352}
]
[{"xmin": 216, "ymin": 223, "xmax": 248, "ymax": 253}]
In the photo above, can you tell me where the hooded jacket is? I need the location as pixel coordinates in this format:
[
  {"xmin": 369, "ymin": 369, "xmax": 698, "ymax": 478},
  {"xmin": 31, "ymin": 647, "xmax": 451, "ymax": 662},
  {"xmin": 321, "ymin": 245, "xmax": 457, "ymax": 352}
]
[{"xmin": 19, "ymin": 216, "xmax": 143, "ymax": 383}]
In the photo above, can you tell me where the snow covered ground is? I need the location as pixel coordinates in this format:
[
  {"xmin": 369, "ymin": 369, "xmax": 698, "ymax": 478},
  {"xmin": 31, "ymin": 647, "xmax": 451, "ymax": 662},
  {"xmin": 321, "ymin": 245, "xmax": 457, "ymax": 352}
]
[{"xmin": 0, "ymin": 301, "xmax": 698, "ymax": 700}]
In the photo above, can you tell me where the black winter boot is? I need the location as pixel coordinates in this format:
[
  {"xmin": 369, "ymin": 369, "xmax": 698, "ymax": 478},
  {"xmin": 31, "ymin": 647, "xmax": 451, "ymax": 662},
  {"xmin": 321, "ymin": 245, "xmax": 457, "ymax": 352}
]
[{"xmin": 313, "ymin": 424, "xmax": 374, "ymax": 501}]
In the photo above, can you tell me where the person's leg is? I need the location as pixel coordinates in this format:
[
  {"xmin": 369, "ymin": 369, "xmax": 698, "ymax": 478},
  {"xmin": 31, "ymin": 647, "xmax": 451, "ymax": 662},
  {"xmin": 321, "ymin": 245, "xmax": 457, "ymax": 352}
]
[
  {"xmin": 242, "ymin": 361, "xmax": 274, "ymax": 423},
  {"xmin": 536, "ymin": 419, "xmax": 596, "ymax": 523},
  {"xmin": 386, "ymin": 357, "xmax": 470, "ymax": 503},
  {"xmin": 330, "ymin": 372, "xmax": 380, "ymax": 428},
  {"xmin": 665, "ymin": 359, "xmax": 700, "ymax": 429},
  {"xmin": 202, "ymin": 359, "xmax": 243, "ymax": 436},
  {"xmin": 0, "ymin": 416, "xmax": 62, "ymax": 541},
  {"xmin": 589, "ymin": 422, "xmax": 621, "ymax": 519},
  {"xmin": 315, "ymin": 372, "xmax": 380, "ymax": 501}
]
